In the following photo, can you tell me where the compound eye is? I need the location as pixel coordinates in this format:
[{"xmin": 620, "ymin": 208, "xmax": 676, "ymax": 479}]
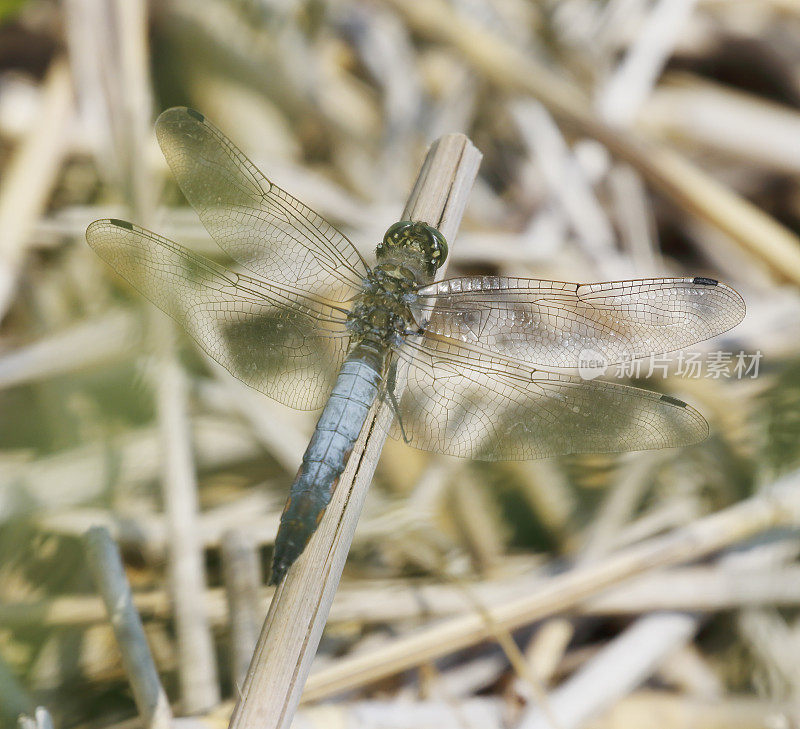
[
  {"xmin": 383, "ymin": 220, "xmax": 414, "ymax": 244},
  {"xmin": 423, "ymin": 225, "xmax": 448, "ymax": 268}
]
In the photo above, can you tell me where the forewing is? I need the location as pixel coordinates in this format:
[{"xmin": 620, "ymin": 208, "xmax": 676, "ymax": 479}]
[
  {"xmin": 86, "ymin": 219, "xmax": 350, "ymax": 410},
  {"xmin": 416, "ymin": 277, "xmax": 745, "ymax": 367},
  {"xmin": 155, "ymin": 107, "xmax": 368, "ymax": 301},
  {"xmin": 392, "ymin": 335, "xmax": 708, "ymax": 460}
]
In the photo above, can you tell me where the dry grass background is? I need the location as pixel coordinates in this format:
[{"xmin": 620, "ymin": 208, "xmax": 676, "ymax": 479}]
[{"xmin": 2, "ymin": 0, "xmax": 800, "ymax": 727}]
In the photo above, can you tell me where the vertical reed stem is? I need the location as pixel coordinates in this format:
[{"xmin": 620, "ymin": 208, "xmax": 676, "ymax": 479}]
[{"xmin": 222, "ymin": 530, "xmax": 262, "ymax": 689}]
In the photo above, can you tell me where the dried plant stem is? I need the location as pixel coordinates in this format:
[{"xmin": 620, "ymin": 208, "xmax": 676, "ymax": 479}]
[
  {"xmin": 0, "ymin": 309, "xmax": 141, "ymax": 390},
  {"xmin": 84, "ymin": 526, "xmax": 172, "ymax": 729},
  {"xmin": 0, "ymin": 57, "xmax": 73, "ymax": 317},
  {"xmin": 596, "ymin": 0, "xmax": 699, "ymax": 126},
  {"xmin": 511, "ymin": 100, "xmax": 621, "ymax": 277},
  {"xmin": 519, "ymin": 612, "xmax": 700, "ymax": 729},
  {"xmin": 17, "ymin": 707, "xmax": 56, "ymax": 729},
  {"xmin": 155, "ymin": 331, "xmax": 221, "ymax": 711},
  {"xmin": 641, "ymin": 75, "xmax": 800, "ymax": 175},
  {"xmin": 595, "ymin": 690, "xmax": 796, "ymax": 729},
  {"xmin": 108, "ymin": 0, "xmax": 222, "ymax": 709},
  {"xmin": 8, "ymin": 558, "xmax": 800, "ymax": 630},
  {"xmin": 221, "ymin": 530, "xmax": 262, "ymax": 689},
  {"xmin": 67, "ymin": 0, "xmax": 222, "ymax": 706},
  {"xmin": 382, "ymin": 0, "xmax": 800, "ymax": 286},
  {"xmin": 227, "ymin": 133, "xmax": 481, "ymax": 729},
  {"xmin": 519, "ymin": 537, "xmax": 793, "ymax": 729},
  {"xmin": 524, "ymin": 618, "xmax": 574, "ymax": 686},
  {"xmin": 0, "ymin": 417, "xmax": 260, "ymax": 525},
  {"xmin": 301, "ymin": 470, "xmax": 800, "ymax": 702},
  {"xmin": 209, "ymin": 366, "xmax": 309, "ymax": 472}
]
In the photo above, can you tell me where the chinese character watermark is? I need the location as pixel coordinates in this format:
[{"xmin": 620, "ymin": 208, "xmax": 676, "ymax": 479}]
[{"xmin": 577, "ymin": 349, "xmax": 762, "ymax": 381}]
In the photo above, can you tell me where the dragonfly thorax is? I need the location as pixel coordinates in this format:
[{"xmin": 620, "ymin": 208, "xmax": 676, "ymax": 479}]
[{"xmin": 346, "ymin": 265, "xmax": 420, "ymax": 352}]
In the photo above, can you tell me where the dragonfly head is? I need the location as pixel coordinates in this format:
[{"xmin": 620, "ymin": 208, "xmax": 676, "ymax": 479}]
[{"xmin": 377, "ymin": 221, "xmax": 448, "ymax": 278}]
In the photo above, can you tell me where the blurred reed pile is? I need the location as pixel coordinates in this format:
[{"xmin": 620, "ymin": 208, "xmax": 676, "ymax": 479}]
[{"xmin": 3, "ymin": 0, "xmax": 800, "ymax": 727}]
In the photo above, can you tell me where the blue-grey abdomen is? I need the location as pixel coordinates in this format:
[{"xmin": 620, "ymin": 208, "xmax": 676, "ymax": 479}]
[{"xmin": 269, "ymin": 356, "xmax": 382, "ymax": 584}]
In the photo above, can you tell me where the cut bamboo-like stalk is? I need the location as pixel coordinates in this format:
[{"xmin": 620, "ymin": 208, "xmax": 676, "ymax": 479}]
[
  {"xmin": 227, "ymin": 133, "xmax": 481, "ymax": 729},
  {"xmin": 382, "ymin": 0, "xmax": 800, "ymax": 287},
  {"xmin": 84, "ymin": 526, "xmax": 172, "ymax": 729}
]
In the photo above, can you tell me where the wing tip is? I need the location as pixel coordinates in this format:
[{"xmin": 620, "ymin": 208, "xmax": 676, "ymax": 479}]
[
  {"xmin": 86, "ymin": 217, "xmax": 133, "ymax": 244},
  {"xmin": 156, "ymin": 104, "xmax": 193, "ymax": 117},
  {"xmin": 85, "ymin": 218, "xmax": 102, "ymax": 237},
  {"xmin": 659, "ymin": 393, "xmax": 710, "ymax": 446},
  {"xmin": 155, "ymin": 107, "xmax": 207, "ymax": 146},
  {"xmin": 156, "ymin": 105, "xmax": 205, "ymax": 123},
  {"xmin": 720, "ymin": 282, "xmax": 747, "ymax": 328},
  {"xmin": 690, "ymin": 276, "xmax": 747, "ymax": 330}
]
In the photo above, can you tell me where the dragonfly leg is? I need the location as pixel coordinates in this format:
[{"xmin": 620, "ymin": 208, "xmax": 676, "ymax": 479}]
[{"xmin": 384, "ymin": 359, "xmax": 411, "ymax": 444}]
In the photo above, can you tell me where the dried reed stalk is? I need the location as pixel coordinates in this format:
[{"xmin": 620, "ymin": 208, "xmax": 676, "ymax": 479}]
[
  {"xmin": 9, "ymin": 559, "xmax": 800, "ymax": 631},
  {"xmin": 221, "ymin": 530, "xmax": 261, "ymax": 689},
  {"xmin": 17, "ymin": 707, "xmax": 56, "ymax": 729},
  {"xmin": 596, "ymin": 0, "xmax": 699, "ymax": 126},
  {"xmin": 591, "ymin": 690, "xmax": 797, "ymax": 729},
  {"xmin": 227, "ymin": 133, "xmax": 481, "ymax": 729},
  {"xmin": 530, "ymin": 533, "xmax": 800, "ymax": 729},
  {"xmin": 0, "ymin": 58, "xmax": 73, "ymax": 318},
  {"xmin": 518, "ymin": 612, "xmax": 700, "ymax": 729},
  {"xmin": 0, "ymin": 309, "xmax": 141, "ymax": 390},
  {"xmin": 84, "ymin": 526, "xmax": 172, "ymax": 729},
  {"xmin": 0, "ymin": 417, "xmax": 261, "ymax": 525},
  {"xmin": 155, "ymin": 328, "xmax": 221, "ymax": 711},
  {"xmin": 118, "ymin": 0, "xmax": 222, "ymax": 707}
]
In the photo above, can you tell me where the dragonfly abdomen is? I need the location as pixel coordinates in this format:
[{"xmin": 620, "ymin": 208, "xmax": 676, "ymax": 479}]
[{"xmin": 269, "ymin": 355, "xmax": 383, "ymax": 584}]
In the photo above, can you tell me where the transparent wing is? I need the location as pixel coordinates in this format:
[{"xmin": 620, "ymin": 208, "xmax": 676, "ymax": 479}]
[
  {"xmin": 86, "ymin": 219, "xmax": 351, "ymax": 410},
  {"xmin": 416, "ymin": 276, "xmax": 745, "ymax": 367},
  {"xmin": 392, "ymin": 335, "xmax": 708, "ymax": 460},
  {"xmin": 155, "ymin": 107, "xmax": 368, "ymax": 301}
]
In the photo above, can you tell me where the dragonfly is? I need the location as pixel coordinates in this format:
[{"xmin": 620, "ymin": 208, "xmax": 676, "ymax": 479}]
[{"xmin": 86, "ymin": 107, "xmax": 745, "ymax": 584}]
